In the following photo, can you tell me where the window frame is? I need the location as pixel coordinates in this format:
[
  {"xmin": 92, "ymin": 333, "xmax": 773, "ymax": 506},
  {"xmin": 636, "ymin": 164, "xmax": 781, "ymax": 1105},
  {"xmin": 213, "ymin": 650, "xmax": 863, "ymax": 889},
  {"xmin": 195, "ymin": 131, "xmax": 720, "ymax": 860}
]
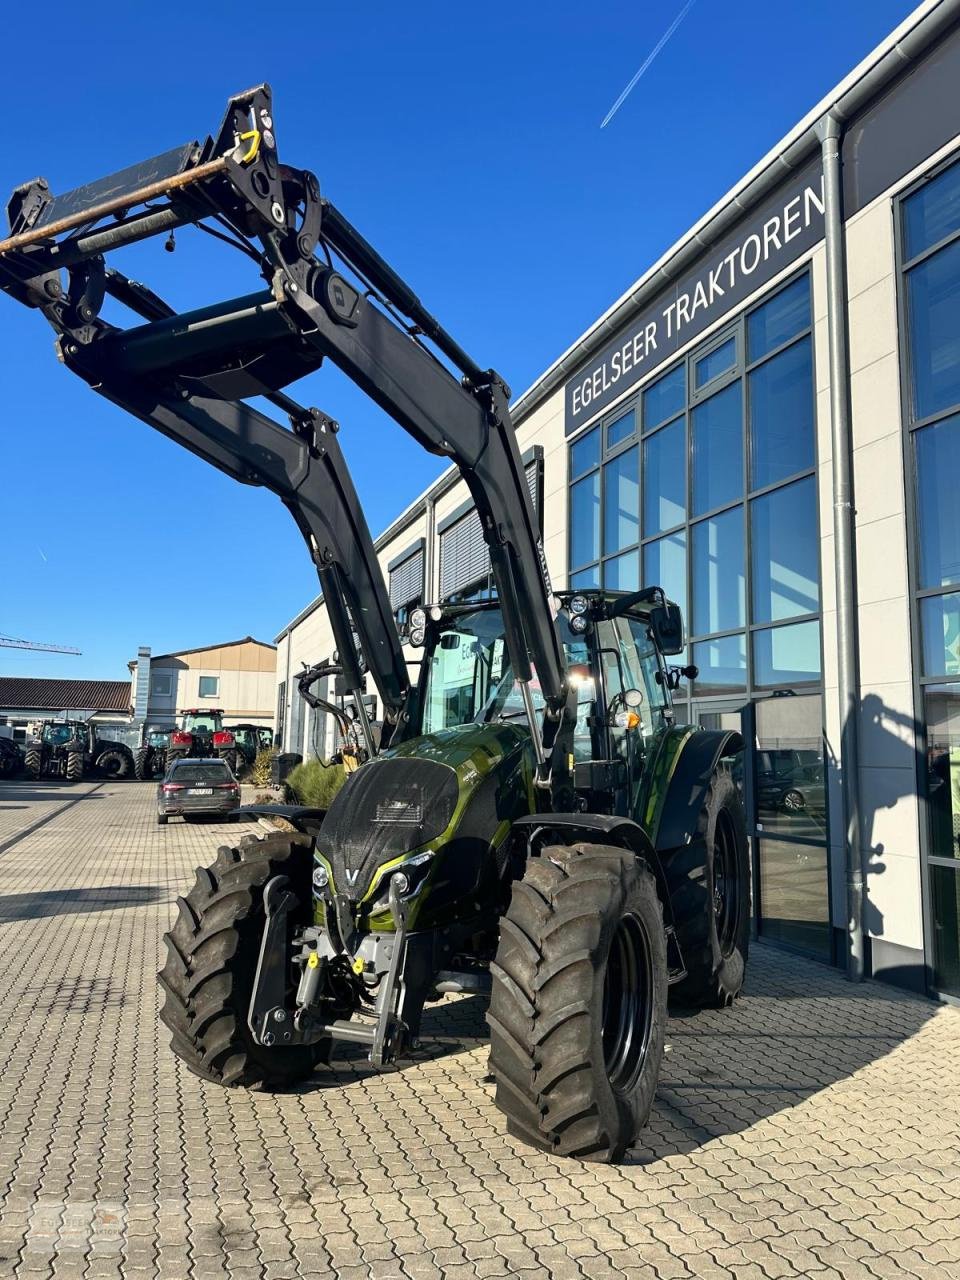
[
  {"xmin": 198, "ymin": 675, "xmax": 219, "ymax": 699},
  {"xmin": 895, "ymin": 149, "xmax": 960, "ymax": 1001},
  {"xmin": 150, "ymin": 672, "xmax": 173, "ymax": 698}
]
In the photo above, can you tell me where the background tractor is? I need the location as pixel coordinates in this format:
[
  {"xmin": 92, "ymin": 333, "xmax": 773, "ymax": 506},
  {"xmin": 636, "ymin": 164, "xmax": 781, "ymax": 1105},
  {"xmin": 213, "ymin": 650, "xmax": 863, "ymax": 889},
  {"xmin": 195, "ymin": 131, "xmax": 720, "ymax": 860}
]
[
  {"xmin": 166, "ymin": 709, "xmax": 239, "ymax": 775},
  {"xmin": 3, "ymin": 85, "xmax": 749, "ymax": 1162},
  {"xmin": 225, "ymin": 723, "xmax": 273, "ymax": 777},
  {"xmin": 134, "ymin": 724, "xmax": 171, "ymax": 781},
  {"xmin": 0, "ymin": 733, "xmax": 23, "ymax": 778},
  {"xmin": 24, "ymin": 720, "xmax": 133, "ymax": 781}
]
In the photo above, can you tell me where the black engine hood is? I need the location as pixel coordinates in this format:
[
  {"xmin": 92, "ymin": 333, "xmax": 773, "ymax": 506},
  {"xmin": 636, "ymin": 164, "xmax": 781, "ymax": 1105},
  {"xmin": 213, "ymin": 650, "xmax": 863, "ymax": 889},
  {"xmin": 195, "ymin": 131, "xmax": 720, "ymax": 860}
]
[{"xmin": 317, "ymin": 756, "xmax": 459, "ymax": 901}]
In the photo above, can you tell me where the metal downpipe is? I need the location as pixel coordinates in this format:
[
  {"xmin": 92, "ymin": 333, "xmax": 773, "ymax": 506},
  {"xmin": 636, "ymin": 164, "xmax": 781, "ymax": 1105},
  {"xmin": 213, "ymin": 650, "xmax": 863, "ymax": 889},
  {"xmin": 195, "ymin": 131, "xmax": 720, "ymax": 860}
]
[{"xmin": 818, "ymin": 112, "xmax": 865, "ymax": 981}]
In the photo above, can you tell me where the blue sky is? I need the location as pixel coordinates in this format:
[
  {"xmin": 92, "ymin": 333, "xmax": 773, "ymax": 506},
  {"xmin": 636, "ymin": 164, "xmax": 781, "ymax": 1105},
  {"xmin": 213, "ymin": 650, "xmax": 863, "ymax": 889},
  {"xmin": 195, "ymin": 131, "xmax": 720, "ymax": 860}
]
[{"xmin": 2, "ymin": 0, "xmax": 913, "ymax": 679}]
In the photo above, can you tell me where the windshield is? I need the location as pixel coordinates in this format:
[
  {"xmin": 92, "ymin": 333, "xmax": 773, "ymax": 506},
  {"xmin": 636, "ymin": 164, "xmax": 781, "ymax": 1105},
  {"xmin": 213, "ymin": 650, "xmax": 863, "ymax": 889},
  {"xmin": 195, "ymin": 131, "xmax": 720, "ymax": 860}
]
[
  {"xmin": 43, "ymin": 724, "xmax": 77, "ymax": 745},
  {"xmin": 422, "ymin": 608, "xmax": 589, "ymax": 735},
  {"xmin": 182, "ymin": 714, "xmax": 220, "ymax": 733}
]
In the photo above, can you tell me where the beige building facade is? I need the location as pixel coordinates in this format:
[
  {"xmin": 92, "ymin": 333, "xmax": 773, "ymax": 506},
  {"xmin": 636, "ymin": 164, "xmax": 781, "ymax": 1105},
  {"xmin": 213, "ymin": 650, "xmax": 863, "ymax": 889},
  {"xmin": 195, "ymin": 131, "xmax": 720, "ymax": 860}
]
[
  {"xmin": 130, "ymin": 637, "xmax": 277, "ymax": 730},
  {"xmin": 276, "ymin": 2, "xmax": 960, "ymax": 1002}
]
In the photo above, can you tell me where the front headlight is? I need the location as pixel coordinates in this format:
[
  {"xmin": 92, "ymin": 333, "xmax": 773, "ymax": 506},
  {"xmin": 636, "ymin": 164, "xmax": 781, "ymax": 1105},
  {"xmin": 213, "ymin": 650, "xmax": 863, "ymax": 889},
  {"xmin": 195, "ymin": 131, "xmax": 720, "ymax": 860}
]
[
  {"xmin": 312, "ymin": 854, "xmax": 332, "ymax": 897},
  {"xmin": 369, "ymin": 849, "xmax": 435, "ymax": 911}
]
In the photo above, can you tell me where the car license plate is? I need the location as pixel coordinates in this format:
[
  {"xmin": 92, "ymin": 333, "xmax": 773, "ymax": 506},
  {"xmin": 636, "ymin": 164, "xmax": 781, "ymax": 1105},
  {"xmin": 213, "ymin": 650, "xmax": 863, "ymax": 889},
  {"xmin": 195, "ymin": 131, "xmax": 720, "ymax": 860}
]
[{"xmin": 189, "ymin": 788, "xmax": 213, "ymax": 796}]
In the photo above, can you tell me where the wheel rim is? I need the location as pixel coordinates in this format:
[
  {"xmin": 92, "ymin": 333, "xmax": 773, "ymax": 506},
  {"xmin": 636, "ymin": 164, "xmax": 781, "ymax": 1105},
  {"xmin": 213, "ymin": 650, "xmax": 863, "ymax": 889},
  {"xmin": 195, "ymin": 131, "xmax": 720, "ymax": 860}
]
[
  {"xmin": 713, "ymin": 809, "xmax": 740, "ymax": 956},
  {"xmin": 783, "ymin": 789, "xmax": 804, "ymax": 811},
  {"xmin": 601, "ymin": 911, "xmax": 654, "ymax": 1094}
]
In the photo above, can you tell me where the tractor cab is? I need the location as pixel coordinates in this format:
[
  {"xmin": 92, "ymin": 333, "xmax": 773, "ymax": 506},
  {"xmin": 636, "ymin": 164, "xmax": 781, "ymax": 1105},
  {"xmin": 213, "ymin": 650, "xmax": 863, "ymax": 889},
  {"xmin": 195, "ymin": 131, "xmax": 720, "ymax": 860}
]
[
  {"xmin": 407, "ymin": 589, "xmax": 693, "ymax": 819},
  {"xmin": 178, "ymin": 709, "xmax": 225, "ymax": 740},
  {"xmin": 41, "ymin": 722, "xmax": 80, "ymax": 747}
]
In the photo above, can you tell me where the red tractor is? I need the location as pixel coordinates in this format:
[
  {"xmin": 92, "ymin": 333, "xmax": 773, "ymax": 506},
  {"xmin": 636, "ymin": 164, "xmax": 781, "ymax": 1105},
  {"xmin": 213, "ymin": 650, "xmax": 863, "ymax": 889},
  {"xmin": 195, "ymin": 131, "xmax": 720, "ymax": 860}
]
[{"xmin": 165, "ymin": 709, "xmax": 239, "ymax": 775}]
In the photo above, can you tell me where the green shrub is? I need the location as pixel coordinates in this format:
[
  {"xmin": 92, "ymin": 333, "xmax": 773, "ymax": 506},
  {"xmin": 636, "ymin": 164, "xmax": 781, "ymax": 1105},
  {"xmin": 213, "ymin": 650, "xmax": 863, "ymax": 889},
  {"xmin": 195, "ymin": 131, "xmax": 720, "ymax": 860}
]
[
  {"xmin": 285, "ymin": 758, "xmax": 347, "ymax": 810},
  {"xmin": 249, "ymin": 747, "xmax": 277, "ymax": 788}
]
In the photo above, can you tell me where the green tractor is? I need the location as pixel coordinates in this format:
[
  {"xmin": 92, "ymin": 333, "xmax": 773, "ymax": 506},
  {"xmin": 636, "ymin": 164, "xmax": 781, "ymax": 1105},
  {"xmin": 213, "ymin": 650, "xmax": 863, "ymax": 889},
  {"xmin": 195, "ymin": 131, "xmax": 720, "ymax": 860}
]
[
  {"xmin": 133, "ymin": 724, "xmax": 171, "ymax": 781},
  {"xmin": 2, "ymin": 86, "xmax": 748, "ymax": 1161},
  {"xmin": 225, "ymin": 723, "xmax": 273, "ymax": 777}
]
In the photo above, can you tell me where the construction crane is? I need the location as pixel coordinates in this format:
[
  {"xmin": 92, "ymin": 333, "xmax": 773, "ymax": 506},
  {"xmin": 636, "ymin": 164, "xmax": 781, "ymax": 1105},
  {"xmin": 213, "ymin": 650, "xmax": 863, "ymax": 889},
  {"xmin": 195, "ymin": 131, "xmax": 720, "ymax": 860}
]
[{"xmin": 0, "ymin": 635, "xmax": 81, "ymax": 654}]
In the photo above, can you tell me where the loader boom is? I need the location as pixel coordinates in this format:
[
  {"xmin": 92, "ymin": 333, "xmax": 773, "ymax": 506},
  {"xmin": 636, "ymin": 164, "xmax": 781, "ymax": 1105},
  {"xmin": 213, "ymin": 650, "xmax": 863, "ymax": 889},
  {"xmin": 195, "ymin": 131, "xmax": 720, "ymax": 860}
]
[{"xmin": 0, "ymin": 83, "xmax": 572, "ymax": 798}]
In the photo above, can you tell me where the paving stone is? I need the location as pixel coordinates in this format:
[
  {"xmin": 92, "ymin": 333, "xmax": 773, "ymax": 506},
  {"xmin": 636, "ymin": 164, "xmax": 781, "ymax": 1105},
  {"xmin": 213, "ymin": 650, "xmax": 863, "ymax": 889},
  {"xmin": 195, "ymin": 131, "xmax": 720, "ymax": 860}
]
[{"xmin": 0, "ymin": 779, "xmax": 958, "ymax": 1280}]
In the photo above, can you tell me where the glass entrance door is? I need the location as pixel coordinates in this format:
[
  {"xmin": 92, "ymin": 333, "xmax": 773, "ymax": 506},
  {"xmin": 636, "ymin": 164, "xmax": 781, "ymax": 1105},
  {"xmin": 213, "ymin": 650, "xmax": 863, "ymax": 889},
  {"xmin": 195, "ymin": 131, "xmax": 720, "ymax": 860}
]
[
  {"xmin": 924, "ymin": 686, "xmax": 960, "ymax": 994},
  {"xmin": 747, "ymin": 693, "xmax": 831, "ymax": 959}
]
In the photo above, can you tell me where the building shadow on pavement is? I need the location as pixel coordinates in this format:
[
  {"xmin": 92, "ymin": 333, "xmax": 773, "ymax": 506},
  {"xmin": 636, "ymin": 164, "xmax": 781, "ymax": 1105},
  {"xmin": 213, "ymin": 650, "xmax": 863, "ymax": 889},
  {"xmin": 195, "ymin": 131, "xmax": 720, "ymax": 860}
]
[
  {"xmin": 279, "ymin": 943, "xmax": 938, "ymax": 1161},
  {"xmin": 0, "ymin": 782, "xmax": 106, "ymax": 805},
  {"xmin": 0, "ymin": 884, "xmax": 167, "ymax": 924}
]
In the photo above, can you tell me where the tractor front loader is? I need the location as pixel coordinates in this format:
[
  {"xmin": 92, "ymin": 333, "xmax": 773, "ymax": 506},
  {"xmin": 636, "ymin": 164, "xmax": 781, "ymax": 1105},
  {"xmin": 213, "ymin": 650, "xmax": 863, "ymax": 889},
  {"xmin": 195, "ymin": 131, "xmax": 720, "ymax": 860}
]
[{"xmin": 1, "ymin": 86, "xmax": 748, "ymax": 1161}]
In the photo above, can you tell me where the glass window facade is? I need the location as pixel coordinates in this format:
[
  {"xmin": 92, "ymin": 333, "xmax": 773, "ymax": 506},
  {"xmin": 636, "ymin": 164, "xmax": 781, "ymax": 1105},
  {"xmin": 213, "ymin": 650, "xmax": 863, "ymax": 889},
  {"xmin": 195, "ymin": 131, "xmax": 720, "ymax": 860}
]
[
  {"xmin": 568, "ymin": 270, "xmax": 819, "ymax": 721},
  {"xmin": 901, "ymin": 156, "xmax": 960, "ymax": 996},
  {"xmin": 567, "ymin": 270, "xmax": 826, "ymax": 959}
]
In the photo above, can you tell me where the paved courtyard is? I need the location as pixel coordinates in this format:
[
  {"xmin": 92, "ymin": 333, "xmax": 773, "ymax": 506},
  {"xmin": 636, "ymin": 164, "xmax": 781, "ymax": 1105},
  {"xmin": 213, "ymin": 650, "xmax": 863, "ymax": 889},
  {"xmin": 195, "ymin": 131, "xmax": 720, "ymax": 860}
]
[{"xmin": 0, "ymin": 777, "xmax": 958, "ymax": 1280}]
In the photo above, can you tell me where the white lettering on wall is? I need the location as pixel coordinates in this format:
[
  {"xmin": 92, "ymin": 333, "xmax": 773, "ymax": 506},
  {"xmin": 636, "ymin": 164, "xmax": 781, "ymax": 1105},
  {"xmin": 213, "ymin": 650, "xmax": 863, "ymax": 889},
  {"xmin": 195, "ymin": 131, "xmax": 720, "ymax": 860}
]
[{"xmin": 569, "ymin": 174, "xmax": 825, "ymax": 425}]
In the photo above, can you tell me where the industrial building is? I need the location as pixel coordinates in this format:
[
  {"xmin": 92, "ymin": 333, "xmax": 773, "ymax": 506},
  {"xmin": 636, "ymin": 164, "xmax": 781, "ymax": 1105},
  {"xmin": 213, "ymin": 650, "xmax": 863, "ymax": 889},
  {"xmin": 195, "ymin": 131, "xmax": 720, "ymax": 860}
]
[
  {"xmin": 0, "ymin": 678, "xmax": 132, "ymax": 744},
  {"xmin": 275, "ymin": 0, "xmax": 960, "ymax": 1001},
  {"xmin": 129, "ymin": 637, "xmax": 277, "ymax": 730}
]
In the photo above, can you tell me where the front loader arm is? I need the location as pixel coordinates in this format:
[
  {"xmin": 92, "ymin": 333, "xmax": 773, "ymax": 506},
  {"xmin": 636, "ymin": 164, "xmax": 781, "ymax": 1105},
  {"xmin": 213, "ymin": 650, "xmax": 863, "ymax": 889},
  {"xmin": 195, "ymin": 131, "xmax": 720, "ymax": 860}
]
[
  {"xmin": 0, "ymin": 82, "xmax": 573, "ymax": 800},
  {"xmin": 67, "ymin": 332, "xmax": 409, "ymax": 742}
]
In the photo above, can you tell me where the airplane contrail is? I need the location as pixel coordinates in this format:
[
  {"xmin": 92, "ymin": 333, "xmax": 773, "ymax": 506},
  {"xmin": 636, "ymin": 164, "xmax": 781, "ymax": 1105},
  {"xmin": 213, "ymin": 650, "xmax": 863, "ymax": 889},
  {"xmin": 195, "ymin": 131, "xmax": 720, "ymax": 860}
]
[{"xmin": 601, "ymin": 0, "xmax": 698, "ymax": 128}]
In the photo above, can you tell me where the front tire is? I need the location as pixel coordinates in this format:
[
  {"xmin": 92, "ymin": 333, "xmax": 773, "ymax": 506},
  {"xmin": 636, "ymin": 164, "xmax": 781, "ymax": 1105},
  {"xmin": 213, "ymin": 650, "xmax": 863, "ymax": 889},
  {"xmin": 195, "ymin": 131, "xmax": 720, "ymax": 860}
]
[
  {"xmin": 66, "ymin": 750, "xmax": 83, "ymax": 782},
  {"xmin": 134, "ymin": 747, "xmax": 151, "ymax": 781},
  {"xmin": 488, "ymin": 843, "xmax": 667, "ymax": 1163},
  {"xmin": 25, "ymin": 748, "xmax": 41, "ymax": 781},
  {"xmin": 158, "ymin": 831, "xmax": 327, "ymax": 1088},
  {"xmin": 669, "ymin": 768, "xmax": 749, "ymax": 1009}
]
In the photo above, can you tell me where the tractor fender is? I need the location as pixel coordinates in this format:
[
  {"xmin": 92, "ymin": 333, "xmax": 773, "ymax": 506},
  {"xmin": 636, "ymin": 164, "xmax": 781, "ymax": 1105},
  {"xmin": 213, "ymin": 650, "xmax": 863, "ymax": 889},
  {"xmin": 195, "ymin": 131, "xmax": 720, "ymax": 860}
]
[
  {"xmin": 652, "ymin": 728, "xmax": 743, "ymax": 854},
  {"xmin": 508, "ymin": 811, "xmax": 678, "ymax": 933},
  {"xmin": 231, "ymin": 804, "xmax": 327, "ymax": 837}
]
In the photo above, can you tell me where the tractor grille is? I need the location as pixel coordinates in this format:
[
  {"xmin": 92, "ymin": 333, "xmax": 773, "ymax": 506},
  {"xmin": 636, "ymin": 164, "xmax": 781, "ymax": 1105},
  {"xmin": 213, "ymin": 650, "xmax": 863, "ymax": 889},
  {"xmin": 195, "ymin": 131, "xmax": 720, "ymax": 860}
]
[{"xmin": 318, "ymin": 757, "xmax": 459, "ymax": 901}]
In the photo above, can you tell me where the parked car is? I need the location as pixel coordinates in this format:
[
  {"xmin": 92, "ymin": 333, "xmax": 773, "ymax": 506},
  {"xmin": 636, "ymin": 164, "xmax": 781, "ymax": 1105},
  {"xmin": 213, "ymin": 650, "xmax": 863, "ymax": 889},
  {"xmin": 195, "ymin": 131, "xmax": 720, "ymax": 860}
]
[
  {"xmin": 156, "ymin": 757, "xmax": 240, "ymax": 825},
  {"xmin": 757, "ymin": 750, "xmax": 826, "ymax": 818}
]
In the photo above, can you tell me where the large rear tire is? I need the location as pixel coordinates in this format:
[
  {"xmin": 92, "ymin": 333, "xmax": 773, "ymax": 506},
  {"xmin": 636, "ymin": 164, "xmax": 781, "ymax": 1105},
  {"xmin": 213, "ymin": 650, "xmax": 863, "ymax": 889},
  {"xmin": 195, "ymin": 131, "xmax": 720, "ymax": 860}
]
[
  {"xmin": 25, "ymin": 748, "xmax": 41, "ymax": 781},
  {"xmin": 66, "ymin": 751, "xmax": 83, "ymax": 782},
  {"xmin": 158, "ymin": 831, "xmax": 327, "ymax": 1088},
  {"xmin": 218, "ymin": 748, "xmax": 239, "ymax": 777},
  {"xmin": 488, "ymin": 843, "xmax": 667, "ymax": 1163},
  {"xmin": 97, "ymin": 748, "xmax": 130, "ymax": 780},
  {"xmin": 669, "ymin": 768, "xmax": 749, "ymax": 1009}
]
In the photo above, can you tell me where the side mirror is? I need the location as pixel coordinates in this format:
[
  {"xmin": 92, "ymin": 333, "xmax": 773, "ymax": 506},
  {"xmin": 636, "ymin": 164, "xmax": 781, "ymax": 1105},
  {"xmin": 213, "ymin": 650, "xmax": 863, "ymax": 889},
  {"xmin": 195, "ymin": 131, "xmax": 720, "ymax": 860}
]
[
  {"xmin": 649, "ymin": 602, "xmax": 684, "ymax": 656},
  {"xmin": 440, "ymin": 633, "xmax": 461, "ymax": 650}
]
